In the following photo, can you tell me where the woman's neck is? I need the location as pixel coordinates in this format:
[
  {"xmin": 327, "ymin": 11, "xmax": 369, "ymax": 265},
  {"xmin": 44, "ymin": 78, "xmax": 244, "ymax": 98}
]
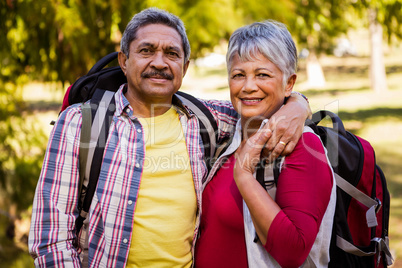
[{"xmin": 241, "ymin": 118, "xmax": 266, "ymax": 140}]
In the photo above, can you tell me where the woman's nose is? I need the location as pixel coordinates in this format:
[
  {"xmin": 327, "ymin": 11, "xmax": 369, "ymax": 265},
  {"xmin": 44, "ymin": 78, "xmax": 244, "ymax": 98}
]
[{"xmin": 242, "ymin": 77, "xmax": 258, "ymax": 93}]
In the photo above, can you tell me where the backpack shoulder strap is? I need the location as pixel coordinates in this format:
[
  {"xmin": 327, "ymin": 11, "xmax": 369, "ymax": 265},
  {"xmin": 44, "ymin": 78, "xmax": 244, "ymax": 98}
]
[
  {"xmin": 78, "ymin": 103, "xmax": 92, "ymax": 196},
  {"xmin": 75, "ymin": 89, "xmax": 115, "ymax": 239},
  {"xmin": 87, "ymin": 52, "xmax": 119, "ymax": 75},
  {"xmin": 175, "ymin": 91, "xmax": 220, "ymax": 171}
]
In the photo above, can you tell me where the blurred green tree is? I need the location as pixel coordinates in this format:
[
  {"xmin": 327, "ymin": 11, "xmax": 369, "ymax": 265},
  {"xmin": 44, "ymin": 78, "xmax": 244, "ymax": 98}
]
[
  {"xmin": 115, "ymin": 0, "xmax": 240, "ymax": 60},
  {"xmin": 1, "ymin": 0, "xmax": 242, "ymax": 85},
  {"xmin": 181, "ymin": 0, "xmax": 240, "ymax": 60},
  {"xmin": 237, "ymin": 0, "xmax": 402, "ymax": 93},
  {"xmin": 0, "ymin": 69, "xmax": 47, "ymax": 260},
  {"xmin": 290, "ymin": 0, "xmax": 353, "ymax": 88},
  {"xmin": 235, "ymin": 0, "xmax": 295, "ymax": 24},
  {"xmin": 225, "ymin": 0, "xmax": 353, "ymax": 89},
  {"xmin": 1, "ymin": 0, "xmax": 119, "ymax": 85},
  {"xmin": 352, "ymin": 0, "xmax": 402, "ymax": 93},
  {"xmin": 0, "ymin": 1, "xmax": 48, "ymax": 216}
]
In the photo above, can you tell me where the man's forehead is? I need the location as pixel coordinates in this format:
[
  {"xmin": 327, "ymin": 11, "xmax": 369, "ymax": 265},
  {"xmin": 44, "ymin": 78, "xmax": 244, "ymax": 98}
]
[{"xmin": 135, "ymin": 24, "xmax": 182, "ymax": 45}]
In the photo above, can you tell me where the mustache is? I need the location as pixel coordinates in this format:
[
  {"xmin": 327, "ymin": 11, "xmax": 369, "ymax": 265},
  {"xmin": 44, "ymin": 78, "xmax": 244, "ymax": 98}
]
[{"xmin": 141, "ymin": 71, "xmax": 173, "ymax": 80}]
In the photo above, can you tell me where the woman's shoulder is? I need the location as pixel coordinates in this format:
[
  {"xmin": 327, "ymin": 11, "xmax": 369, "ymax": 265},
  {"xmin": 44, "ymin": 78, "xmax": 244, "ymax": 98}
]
[
  {"xmin": 288, "ymin": 127, "xmax": 329, "ymax": 166},
  {"xmin": 297, "ymin": 127, "xmax": 325, "ymax": 151}
]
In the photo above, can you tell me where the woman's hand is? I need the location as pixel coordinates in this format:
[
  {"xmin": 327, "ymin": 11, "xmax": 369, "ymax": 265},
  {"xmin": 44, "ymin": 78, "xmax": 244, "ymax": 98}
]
[
  {"xmin": 234, "ymin": 122, "xmax": 272, "ymax": 176},
  {"xmin": 234, "ymin": 124, "xmax": 280, "ymax": 245}
]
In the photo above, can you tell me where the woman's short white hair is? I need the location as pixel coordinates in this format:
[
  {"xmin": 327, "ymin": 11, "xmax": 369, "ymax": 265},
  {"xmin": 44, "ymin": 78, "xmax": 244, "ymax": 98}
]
[{"xmin": 226, "ymin": 20, "xmax": 297, "ymax": 87}]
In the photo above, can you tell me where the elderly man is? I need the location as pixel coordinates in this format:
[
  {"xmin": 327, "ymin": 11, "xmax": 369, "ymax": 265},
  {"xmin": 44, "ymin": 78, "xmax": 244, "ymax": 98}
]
[{"xmin": 29, "ymin": 7, "xmax": 310, "ymax": 267}]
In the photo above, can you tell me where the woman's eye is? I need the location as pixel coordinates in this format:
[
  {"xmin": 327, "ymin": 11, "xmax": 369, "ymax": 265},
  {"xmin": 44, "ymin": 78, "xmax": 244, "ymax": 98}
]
[
  {"xmin": 257, "ymin": 73, "xmax": 270, "ymax": 77},
  {"xmin": 232, "ymin": 73, "xmax": 244, "ymax": 78}
]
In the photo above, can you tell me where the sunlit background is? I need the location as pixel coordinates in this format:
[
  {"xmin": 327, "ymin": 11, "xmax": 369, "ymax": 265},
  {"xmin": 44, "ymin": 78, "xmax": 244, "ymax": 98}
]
[{"xmin": 1, "ymin": 0, "xmax": 402, "ymax": 267}]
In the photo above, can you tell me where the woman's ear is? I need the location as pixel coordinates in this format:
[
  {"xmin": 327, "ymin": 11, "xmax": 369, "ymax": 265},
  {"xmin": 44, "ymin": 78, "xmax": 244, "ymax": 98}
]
[
  {"xmin": 118, "ymin": 51, "xmax": 128, "ymax": 76},
  {"xmin": 284, "ymin": 74, "xmax": 297, "ymax": 97}
]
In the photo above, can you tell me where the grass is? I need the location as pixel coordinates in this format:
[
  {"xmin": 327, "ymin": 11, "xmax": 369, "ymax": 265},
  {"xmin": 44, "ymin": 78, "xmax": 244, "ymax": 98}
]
[{"xmin": 5, "ymin": 50, "xmax": 402, "ymax": 267}]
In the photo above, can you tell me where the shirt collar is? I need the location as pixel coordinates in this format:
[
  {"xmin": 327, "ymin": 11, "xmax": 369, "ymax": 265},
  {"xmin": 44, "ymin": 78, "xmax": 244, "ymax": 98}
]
[
  {"xmin": 220, "ymin": 119, "xmax": 243, "ymax": 157},
  {"xmin": 114, "ymin": 84, "xmax": 193, "ymax": 119}
]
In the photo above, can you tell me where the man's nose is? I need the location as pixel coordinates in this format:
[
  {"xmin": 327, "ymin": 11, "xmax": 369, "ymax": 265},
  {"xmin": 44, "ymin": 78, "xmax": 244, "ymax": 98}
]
[{"xmin": 150, "ymin": 52, "xmax": 168, "ymax": 70}]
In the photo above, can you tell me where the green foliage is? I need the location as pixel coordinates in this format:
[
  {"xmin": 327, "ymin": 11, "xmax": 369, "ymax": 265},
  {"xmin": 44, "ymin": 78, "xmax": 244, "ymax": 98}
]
[
  {"xmin": 1, "ymin": 0, "xmax": 118, "ymax": 85},
  {"xmin": 115, "ymin": 0, "xmax": 241, "ymax": 60},
  {"xmin": 0, "ymin": 2, "xmax": 48, "ymax": 218},
  {"xmin": 0, "ymin": 205, "xmax": 33, "ymax": 267},
  {"xmin": 383, "ymin": 1, "xmax": 402, "ymax": 42},
  {"xmin": 235, "ymin": 0, "xmax": 295, "ymax": 24},
  {"xmin": 2, "ymin": 0, "xmax": 401, "ymax": 86},
  {"xmin": 353, "ymin": 0, "xmax": 402, "ymax": 43},
  {"xmin": 0, "ymin": 82, "xmax": 47, "ymax": 214},
  {"xmin": 290, "ymin": 0, "xmax": 353, "ymax": 54},
  {"xmin": 181, "ymin": 0, "xmax": 240, "ymax": 59}
]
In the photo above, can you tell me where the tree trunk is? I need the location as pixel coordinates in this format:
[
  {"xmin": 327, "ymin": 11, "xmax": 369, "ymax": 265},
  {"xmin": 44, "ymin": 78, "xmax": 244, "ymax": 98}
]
[
  {"xmin": 306, "ymin": 52, "xmax": 326, "ymax": 89},
  {"xmin": 368, "ymin": 7, "xmax": 388, "ymax": 93}
]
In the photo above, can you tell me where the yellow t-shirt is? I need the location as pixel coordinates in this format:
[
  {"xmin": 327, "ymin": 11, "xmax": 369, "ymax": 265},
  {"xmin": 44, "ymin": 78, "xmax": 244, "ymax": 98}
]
[{"xmin": 126, "ymin": 107, "xmax": 197, "ymax": 267}]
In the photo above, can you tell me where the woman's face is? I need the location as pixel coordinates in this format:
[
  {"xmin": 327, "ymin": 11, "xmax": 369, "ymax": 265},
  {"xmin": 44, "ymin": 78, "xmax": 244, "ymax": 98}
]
[{"xmin": 229, "ymin": 53, "xmax": 296, "ymax": 124}]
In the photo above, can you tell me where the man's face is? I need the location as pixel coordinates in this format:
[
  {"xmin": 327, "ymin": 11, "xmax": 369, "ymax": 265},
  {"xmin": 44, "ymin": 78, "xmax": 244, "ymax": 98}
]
[{"xmin": 119, "ymin": 23, "xmax": 189, "ymax": 115}]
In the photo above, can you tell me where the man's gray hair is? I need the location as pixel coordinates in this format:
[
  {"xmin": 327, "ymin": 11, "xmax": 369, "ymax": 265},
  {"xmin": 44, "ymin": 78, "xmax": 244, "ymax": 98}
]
[
  {"xmin": 226, "ymin": 20, "xmax": 297, "ymax": 86},
  {"xmin": 120, "ymin": 7, "xmax": 191, "ymax": 62}
]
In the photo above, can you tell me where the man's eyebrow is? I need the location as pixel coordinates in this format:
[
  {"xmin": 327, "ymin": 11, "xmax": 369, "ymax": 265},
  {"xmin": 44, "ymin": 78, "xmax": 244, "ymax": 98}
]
[
  {"xmin": 137, "ymin": 43, "xmax": 182, "ymax": 53},
  {"xmin": 165, "ymin": 46, "xmax": 182, "ymax": 53},
  {"xmin": 138, "ymin": 42, "xmax": 156, "ymax": 48}
]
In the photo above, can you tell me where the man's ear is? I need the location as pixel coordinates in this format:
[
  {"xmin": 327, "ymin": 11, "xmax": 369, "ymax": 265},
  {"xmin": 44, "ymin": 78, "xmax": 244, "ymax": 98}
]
[
  {"xmin": 182, "ymin": 60, "xmax": 190, "ymax": 77},
  {"xmin": 118, "ymin": 51, "xmax": 128, "ymax": 76},
  {"xmin": 285, "ymin": 74, "xmax": 297, "ymax": 97}
]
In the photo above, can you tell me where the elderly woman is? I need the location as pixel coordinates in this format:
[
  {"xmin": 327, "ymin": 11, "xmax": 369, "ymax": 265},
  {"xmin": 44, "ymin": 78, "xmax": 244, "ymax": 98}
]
[{"xmin": 195, "ymin": 20, "xmax": 336, "ymax": 268}]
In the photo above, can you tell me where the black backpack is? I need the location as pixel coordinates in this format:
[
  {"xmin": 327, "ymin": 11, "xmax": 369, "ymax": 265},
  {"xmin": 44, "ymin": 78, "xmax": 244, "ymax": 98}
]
[
  {"xmin": 61, "ymin": 52, "xmax": 228, "ymax": 250},
  {"xmin": 258, "ymin": 110, "xmax": 393, "ymax": 267}
]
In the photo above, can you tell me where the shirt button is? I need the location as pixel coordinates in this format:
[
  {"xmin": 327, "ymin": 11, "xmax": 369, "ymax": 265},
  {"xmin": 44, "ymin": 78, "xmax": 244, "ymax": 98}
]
[
  {"xmin": 123, "ymin": 238, "xmax": 128, "ymax": 244},
  {"xmin": 128, "ymin": 200, "xmax": 133, "ymax": 205},
  {"xmin": 135, "ymin": 163, "xmax": 140, "ymax": 168},
  {"xmin": 137, "ymin": 129, "xmax": 142, "ymax": 133}
]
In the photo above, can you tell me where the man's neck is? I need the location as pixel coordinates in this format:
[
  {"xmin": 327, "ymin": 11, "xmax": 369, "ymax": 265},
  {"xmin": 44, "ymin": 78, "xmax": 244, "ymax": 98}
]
[{"xmin": 124, "ymin": 88, "xmax": 173, "ymax": 118}]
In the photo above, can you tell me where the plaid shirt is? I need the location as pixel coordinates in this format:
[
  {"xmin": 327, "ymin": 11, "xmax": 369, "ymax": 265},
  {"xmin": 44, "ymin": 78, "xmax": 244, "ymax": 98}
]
[{"xmin": 28, "ymin": 85, "xmax": 238, "ymax": 267}]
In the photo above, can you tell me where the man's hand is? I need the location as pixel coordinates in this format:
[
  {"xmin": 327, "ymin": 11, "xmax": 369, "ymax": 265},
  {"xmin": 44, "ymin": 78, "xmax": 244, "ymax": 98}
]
[{"xmin": 262, "ymin": 92, "xmax": 311, "ymax": 162}]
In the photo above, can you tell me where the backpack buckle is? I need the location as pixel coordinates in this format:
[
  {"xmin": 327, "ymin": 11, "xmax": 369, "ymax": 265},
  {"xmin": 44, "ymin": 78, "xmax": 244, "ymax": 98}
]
[{"xmin": 375, "ymin": 198, "xmax": 382, "ymax": 213}]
